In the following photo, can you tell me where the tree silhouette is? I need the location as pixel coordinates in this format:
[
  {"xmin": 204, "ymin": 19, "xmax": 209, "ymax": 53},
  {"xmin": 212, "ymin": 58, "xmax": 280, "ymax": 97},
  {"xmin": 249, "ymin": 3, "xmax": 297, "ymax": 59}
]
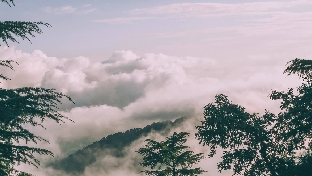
[
  {"xmin": 137, "ymin": 132, "xmax": 206, "ymax": 176},
  {"xmin": 0, "ymin": 1, "xmax": 74, "ymax": 175},
  {"xmin": 1, "ymin": 0, "xmax": 14, "ymax": 7},
  {"xmin": 0, "ymin": 0, "xmax": 51, "ymax": 46},
  {"xmin": 279, "ymin": 152, "xmax": 312, "ymax": 176},
  {"xmin": 196, "ymin": 58, "xmax": 312, "ymax": 176}
]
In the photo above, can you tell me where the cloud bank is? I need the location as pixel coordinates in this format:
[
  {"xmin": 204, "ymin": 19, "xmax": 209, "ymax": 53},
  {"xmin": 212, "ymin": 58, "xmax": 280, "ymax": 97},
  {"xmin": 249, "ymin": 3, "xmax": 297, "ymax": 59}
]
[{"xmin": 0, "ymin": 46, "xmax": 303, "ymax": 175}]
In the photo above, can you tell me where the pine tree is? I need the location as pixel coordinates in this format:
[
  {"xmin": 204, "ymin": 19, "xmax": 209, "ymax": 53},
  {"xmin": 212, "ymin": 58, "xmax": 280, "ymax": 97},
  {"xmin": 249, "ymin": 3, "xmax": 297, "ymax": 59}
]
[
  {"xmin": 0, "ymin": 1, "xmax": 74, "ymax": 175},
  {"xmin": 0, "ymin": 0, "xmax": 51, "ymax": 46},
  {"xmin": 137, "ymin": 132, "xmax": 206, "ymax": 176}
]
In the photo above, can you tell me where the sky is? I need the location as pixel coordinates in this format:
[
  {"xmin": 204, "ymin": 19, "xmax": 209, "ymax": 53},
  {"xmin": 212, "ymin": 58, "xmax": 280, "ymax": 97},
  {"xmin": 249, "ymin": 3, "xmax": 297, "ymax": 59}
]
[{"xmin": 1, "ymin": 0, "xmax": 312, "ymax": 175}]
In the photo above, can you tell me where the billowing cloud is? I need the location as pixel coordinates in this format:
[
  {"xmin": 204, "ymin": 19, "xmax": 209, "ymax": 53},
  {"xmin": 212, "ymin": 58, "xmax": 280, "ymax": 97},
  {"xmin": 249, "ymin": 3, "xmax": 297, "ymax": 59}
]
[
  {"xmin": 0, "ymin": 47, "xmax": 65, "ymax": 88},
  {"xmin": 1, "ymin": 46, "xmax": 303, "ymax": 175}
]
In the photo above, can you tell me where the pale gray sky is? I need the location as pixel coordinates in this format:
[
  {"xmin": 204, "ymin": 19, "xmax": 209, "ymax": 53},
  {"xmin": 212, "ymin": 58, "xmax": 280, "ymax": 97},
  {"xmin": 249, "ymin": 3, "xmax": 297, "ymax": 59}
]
[{"xmin": 1, "ymin": 0, "xmax": 311, "ymax": 62}]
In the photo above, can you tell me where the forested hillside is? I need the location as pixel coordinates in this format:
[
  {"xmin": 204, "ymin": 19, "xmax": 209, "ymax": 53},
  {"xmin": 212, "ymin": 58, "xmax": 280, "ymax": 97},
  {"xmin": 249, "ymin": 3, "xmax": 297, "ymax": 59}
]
[{"xmin": 49, "ymin": 117, "xmax": 188, "ymax": 175}]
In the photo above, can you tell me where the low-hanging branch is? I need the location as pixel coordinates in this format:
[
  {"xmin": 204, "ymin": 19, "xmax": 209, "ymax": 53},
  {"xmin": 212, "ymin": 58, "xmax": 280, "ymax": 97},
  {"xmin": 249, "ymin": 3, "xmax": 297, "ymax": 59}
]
[
  {"xmin": 0, "ymin": 21, "xmax": 51, "ymax": 46},
  {"xmin": 1, "ymin": 0, "xmax": 15, "ymax": 7}
]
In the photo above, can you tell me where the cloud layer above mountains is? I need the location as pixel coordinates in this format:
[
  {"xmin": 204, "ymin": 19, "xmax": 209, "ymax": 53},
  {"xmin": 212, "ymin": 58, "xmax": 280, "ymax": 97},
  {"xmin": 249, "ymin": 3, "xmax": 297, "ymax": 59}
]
[{"xmin": 0, "ymin": 46, "xmax": 303, "ymax": 175}]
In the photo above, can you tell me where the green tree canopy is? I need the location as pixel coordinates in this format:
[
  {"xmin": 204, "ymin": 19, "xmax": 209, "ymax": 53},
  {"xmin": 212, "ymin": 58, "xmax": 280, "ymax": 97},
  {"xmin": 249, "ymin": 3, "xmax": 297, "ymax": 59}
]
[
  {"xmin": 196, "ymin": 58, "xmax": 312, "ymax": 176},
  {"xmin": 137, "ymin": 132, "xmax": 206, "ymax": 176},
  {"xmin": 279, "ymin": 152, "xmax": 312, "ymax": 176},
  {"xmin": 0, "ymin": 0, "xmax": 74, "ymax": 175}
]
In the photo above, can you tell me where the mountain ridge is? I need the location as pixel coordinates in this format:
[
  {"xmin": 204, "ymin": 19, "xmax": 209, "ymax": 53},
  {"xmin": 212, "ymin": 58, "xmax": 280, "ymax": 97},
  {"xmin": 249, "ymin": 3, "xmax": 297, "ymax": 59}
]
[{"xmin": 49, "ymin": 116, "xmax": 189, "ymax": 175}]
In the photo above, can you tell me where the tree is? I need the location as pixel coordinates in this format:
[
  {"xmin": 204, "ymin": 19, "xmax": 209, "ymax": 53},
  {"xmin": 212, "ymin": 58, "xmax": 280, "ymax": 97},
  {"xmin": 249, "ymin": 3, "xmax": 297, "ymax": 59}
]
[
  {"xmin": 0, "ymin": 1, "xmax": 74, "ymax": 175},
  {"xmin": 195, "ymin": 58, "xmax": 312, "ymax": 176},
  {"xmin": 0, "ymin": 0, "xmax": 51, "ymax": 46},
  {"xmin": 136, "ymin": 132, "xmax": 206, "ymax": 176},
  {"xmin": 279, "ymin": 152, "xmax": 312, "ymax": 176},
  {"xmin": 1, "ymin": 0, "xmax": 14, "ymax": 7}
]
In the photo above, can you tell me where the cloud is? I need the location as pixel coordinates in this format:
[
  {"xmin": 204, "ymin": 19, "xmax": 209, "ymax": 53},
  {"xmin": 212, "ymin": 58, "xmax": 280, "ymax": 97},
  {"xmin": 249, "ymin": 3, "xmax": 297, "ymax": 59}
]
[
  {"xmin": 1, "ymin": 47, "xmax": 304, "ymax": 175},
  {"xmin": 18, "ymin": 117, "xmax": 233, "ymax": 176},
  {"xmin": 83, "ymin": 4, "xmax": 92, "ymax": 7},
  {"xmin": 132, "ymin": 0, "xmax": 312, "ymax": 18},
  {"xmin": 44, "ymin": 5, "xmax": 96, "ymax": 15},
  {"xmin": 44, "ymin": 6, "xmax": 76, "ymax": 14},
  {"xmin": 0, "ymin": 46, "xmax": 302, "ymax": 116},
  {"xmin": 82, "ymin": 8, "xmax": 96, "ymax": 14},
  {"xmin": 0, "ymin": 47, "xmax": 65, "ymax": 88},
  {"xmin": 92, "ymin": 17, "xmax": 155, "ymax": 24}
]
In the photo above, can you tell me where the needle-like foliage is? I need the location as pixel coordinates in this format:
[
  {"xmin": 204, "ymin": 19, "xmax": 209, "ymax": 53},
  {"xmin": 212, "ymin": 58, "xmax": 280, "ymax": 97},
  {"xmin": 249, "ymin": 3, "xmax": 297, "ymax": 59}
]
[
  {"xmin": 0, "ymin": 60, "xmax": 17, "ymax": 81},
  {"xmin": 0, "ymin": 86, "xmax": 74, "ymax": 175},
  {"xmin": 0, "ymin": 0, "xmax": 73, "ymax": 175},
  {"xmin": 0, "ymin": 0, "xmax": 51, "ymax": 46},
  {"xmin": 0, "ymin": 21, "xmax": 51, "ymax": 46},
  {"xmin": 1, "ymin": 0, "xmax": 14, "ymax": 7},
  {"xmin": 137, "ymin": 132, "xmax": 206, "ymax": 176}
]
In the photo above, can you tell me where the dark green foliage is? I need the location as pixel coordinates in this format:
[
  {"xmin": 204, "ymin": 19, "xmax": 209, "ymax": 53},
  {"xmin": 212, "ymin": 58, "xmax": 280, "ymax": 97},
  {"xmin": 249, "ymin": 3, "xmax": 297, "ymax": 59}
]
[
  {"xmin": 0, "ymin": 67, "xmax": 74, "ymax": 175},
  {"xmin": 0, "ymin": 0, "xmax": 51, "ymax": 46},
  {"xmin": 284, "ymin": 58, "xmax": 312, "ymax": 82},
  {"xmin": 269, "ymin": 84, "xmax": 312, "ymax": 152},
  {"xmin": 137, "ymin": 131, "xmax": 206, "ymax": 176},
  {"xmin": 0, "ymin": 81, "xmax": 75, "ymax": 175},
  {"xmin": 0, "ymin": 60, "xmax": 17, "ymax": 81},
  {"xmin": 0, "ymin": 0, "xmax": 72, "ymax": 175},
  {"xmin": 1, "ymin": 0, "xmax": 14, "ymax": 7},
  {"xmin": 196, "ymin": 94, "xmax": 290, "ymax": 176},
  {"xmin": 50, "ymin": 117, "xmax": 188, "ymax": 175},
  {"xmin": 0, "ymin": 21, "xmax": 51, "ymax": 46},
  {"xmin": 196, "ymin": 58, "xmax": 312, "ymax": 176},
  {"xmin": 280, "ymin": 152, "xmax": 312, "ymax": 176},
  {"xmin": 269, "ymin": 58, "xmax": 312, "ymax": 156}
]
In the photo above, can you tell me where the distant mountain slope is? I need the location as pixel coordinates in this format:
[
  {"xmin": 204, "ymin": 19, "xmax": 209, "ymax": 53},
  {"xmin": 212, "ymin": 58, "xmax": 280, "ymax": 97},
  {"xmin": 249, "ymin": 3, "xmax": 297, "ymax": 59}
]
[{"xmin": 49, "ymin": 117, "xmax": 188, "ymax": 175}]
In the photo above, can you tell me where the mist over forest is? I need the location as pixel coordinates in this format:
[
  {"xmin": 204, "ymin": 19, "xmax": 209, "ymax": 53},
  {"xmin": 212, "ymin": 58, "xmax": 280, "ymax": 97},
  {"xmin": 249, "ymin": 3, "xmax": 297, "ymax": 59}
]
[
  {"xmin": 1, "ymin": 0, "xmax": 312, "ymax": 176},
  {"xmin": 1, "ymin": 46, "xmax": 305, "ymax": 176}
]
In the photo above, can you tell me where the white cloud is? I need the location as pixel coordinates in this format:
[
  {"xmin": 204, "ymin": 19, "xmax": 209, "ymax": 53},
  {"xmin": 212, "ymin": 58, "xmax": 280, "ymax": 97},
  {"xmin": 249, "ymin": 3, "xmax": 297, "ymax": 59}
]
[
  {"xmin": 92, "ymin": 17, "xmax": 155, "ymax": 24},
  {"xmin": 1, "ymin": 47, "xmax": 304, "ymax": 175},
  {"xmin": 82, "ymin": 8, "xmax": 96, "ymax": 14},
  {"xmin": 44, "ymin": 6, "xmax": 76, "ymax": 14},
  {"xmin": 0, "ymin": 47, "xmax": 65, "ymax": 88},
  {"xmin": 44, "ymin": 5, "xmax": 96, "ymax": 14},
  {"xmin": 0, "ymin": 47, "xmax": 303, "ymax": 115},
  {"xmin": 60, "ymin": 6, "xmax": 76, "ymax": 13},
  {"xmin": 83, "ymin": 4, "xmax": 92, "ymax": 7},
  {"xmin": 0, "ymin": 47, "xmax": 302, "ymax": 114},
  {"xmin": 132, "ymin": 0, "xmax": 312, "ymax": 18}
]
